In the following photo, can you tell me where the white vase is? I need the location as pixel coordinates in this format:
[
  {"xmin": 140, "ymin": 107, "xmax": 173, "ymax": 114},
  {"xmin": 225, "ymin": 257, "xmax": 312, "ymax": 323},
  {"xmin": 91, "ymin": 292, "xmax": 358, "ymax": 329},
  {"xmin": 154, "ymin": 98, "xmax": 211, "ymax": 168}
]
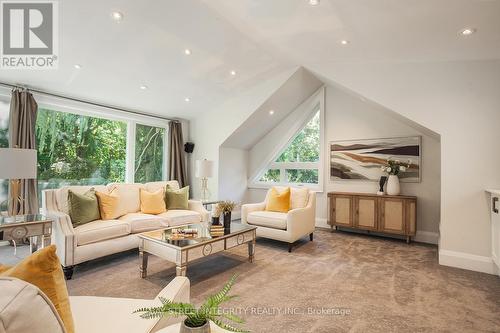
[{"xmin": 387, "ymin": 175, "xmax": 400, "ymax": 195}]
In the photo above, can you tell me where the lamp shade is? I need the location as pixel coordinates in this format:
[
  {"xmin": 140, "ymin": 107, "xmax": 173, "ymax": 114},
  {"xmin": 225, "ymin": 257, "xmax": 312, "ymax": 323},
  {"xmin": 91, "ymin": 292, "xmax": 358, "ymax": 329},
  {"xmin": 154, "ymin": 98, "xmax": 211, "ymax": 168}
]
[
  {"xmin": 195, "ymin": 159, "xmax": 213, "ymax": 178},
  {"xmin": 0, "ymin": 148, "xmax": 37, "ymax": 179}
]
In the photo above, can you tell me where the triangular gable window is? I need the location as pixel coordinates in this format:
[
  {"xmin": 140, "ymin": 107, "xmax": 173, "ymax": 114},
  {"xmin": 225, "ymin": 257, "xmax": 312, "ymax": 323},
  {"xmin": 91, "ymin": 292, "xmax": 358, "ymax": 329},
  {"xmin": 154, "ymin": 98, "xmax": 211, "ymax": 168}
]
[{"xmin": 258, "ymin": 109, "xmax": 320, "ymax": 185}]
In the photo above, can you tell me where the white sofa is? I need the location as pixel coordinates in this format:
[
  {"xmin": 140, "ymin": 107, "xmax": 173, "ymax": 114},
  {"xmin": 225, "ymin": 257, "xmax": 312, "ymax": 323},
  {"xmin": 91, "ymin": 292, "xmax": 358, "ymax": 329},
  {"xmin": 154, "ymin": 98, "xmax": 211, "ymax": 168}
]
[
  {"xmin": 42, "ymin": 180, "xmax": 209, "ymax": 279},
  {"xmin": 241, "ymin": 187, "xmax": 316, "ymax": 252},
  {"xmin": 0, "ymin": 276, "xmax": 190, "ymax": 333}
]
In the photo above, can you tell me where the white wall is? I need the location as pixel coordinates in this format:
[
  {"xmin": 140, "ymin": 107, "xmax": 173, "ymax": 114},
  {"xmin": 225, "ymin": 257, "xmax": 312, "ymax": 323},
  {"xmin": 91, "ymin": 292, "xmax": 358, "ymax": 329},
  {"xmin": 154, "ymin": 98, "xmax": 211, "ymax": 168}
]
[
  {"xmin": 189, "ymin": 67, "xmax": 297, "ymax": 200},
  {"xmin": 307, "ymin": 59, "xmax": 500, "ymax": 274},
  {"xmin": 246, "ymin": 84, "xmax": 441, "ymax": 243}
]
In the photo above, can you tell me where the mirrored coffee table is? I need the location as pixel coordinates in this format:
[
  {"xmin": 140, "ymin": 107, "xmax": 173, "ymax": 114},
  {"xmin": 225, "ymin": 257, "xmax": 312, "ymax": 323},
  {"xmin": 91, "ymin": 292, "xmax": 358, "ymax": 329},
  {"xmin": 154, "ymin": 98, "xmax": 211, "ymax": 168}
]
[{"xmin": 138, "ymin": 223, "xmax": 257, "ymax": 277}]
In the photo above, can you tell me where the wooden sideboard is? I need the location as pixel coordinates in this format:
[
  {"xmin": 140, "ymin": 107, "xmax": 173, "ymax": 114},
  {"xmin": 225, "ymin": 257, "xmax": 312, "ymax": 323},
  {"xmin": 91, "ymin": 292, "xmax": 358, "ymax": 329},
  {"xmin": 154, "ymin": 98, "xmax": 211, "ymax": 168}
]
[{"xmin": 327, "ymin": 192, "xmax": 417, "ymax": 243}]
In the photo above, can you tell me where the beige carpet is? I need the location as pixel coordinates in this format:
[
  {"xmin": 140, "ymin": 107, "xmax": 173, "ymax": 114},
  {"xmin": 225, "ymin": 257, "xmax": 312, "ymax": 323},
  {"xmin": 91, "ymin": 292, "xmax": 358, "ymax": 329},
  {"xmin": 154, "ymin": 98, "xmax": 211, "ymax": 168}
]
[{"xmin": 66, "ymin": 230, "xmax": 500, "ymax": 333}]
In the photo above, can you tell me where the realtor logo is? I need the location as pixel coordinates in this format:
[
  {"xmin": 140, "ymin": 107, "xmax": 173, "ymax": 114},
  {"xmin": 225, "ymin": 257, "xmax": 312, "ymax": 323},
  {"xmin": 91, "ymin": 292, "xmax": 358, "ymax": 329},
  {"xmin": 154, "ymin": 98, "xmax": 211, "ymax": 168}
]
[{"xmin": 1, "ymin": 0, "xmax": 58, "ymax": 69}]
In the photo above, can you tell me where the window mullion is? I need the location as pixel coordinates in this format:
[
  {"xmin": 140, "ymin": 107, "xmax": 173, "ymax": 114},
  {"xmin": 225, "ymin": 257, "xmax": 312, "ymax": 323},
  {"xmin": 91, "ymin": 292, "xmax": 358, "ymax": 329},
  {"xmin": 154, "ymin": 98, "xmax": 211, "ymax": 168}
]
[{"xmin": 126, "ymin": 121, "xmax": 136, "ymax": 183}]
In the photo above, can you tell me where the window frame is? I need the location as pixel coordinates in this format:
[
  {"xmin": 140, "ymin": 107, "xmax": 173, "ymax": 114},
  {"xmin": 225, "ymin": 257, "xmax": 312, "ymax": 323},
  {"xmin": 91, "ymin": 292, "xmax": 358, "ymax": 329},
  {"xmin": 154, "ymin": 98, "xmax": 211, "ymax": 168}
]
[
  {"xmin": 0, "ymin": 87, "xmax": 171, "ymax": 184},
  {"xmin": 249, "ymin": 87, "xmax": 325, "ymax": 191}
]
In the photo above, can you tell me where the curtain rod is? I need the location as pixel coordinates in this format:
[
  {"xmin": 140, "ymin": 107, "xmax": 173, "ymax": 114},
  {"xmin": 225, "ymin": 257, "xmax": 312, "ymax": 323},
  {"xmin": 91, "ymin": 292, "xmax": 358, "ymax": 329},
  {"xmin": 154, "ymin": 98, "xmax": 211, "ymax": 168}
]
[{"xmin": 0, "ymin": 81, "xmax": 179, "ymax": 122}]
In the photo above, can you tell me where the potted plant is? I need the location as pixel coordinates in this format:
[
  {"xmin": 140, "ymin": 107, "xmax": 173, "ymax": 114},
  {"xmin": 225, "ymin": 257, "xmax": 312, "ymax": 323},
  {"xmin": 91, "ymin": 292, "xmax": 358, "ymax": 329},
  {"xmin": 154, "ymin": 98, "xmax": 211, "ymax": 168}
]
[
  {"xmin": 212, "ymin": 204, "xmax": 222, "ymax": 225},
  {"xmin": 135, "ymin": 275, "xmax": 248, "ymax": 333},
  {"xmin": 380, "ymin": 158, "xmax": 411, "ymax": 195},
  {"xmin": 219, "ymin": 201, "xmax": 237, "ymax": 230}
]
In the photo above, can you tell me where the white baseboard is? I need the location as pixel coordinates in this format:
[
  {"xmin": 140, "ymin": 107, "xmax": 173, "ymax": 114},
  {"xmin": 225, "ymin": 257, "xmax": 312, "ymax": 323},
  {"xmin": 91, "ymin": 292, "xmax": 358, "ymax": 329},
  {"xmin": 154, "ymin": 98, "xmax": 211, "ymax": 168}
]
[
  {"xmin": 439, "ymin": 249, "xmax": 498, "ymax": 275},
  {"xmin": 0, "ymin": 241, "xmax": 9, "ymax": 247},
  {"xmin": 315, "ymin": 218, "xmax": 330, "ymax": 229},
  {"xmin": 315, "ymin": 218, "xmax": 438, "ymax": 244}
]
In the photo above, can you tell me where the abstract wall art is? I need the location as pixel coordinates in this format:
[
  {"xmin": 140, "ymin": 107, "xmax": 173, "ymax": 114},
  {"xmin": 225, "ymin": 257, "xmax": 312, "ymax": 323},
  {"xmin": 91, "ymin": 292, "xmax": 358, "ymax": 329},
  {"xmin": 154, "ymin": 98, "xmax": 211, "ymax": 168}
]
[{"xmin": 330, "ymin": 136, "xmax": 421, "ymax": 182}]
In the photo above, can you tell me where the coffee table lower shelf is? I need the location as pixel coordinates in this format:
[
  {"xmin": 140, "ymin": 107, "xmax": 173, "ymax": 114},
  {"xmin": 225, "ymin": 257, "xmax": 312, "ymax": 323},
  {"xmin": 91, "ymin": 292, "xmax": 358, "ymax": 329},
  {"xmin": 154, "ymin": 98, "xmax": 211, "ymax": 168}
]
[{"xmin": 138, "ymin": 225, "xmax": 256, "ymax": 278}]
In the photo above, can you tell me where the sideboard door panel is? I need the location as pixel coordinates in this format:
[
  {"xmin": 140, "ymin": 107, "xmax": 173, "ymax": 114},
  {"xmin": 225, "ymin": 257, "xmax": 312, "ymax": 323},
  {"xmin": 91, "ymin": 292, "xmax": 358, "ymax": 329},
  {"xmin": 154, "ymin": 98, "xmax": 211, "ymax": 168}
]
[
  {"xmin": 380, "ymin": 199, "xmax": 405, "ymax": 234},
  {"xmin": 355, "ymin": 197, "xmax": 377, "ymax": 230},
  {"xmin": 406, "ymin": 199, "xmax": 417, "ymax": 235},
  {"xmin": 333, "ymin": 195, "xmax": 353, "ymax": 227}
]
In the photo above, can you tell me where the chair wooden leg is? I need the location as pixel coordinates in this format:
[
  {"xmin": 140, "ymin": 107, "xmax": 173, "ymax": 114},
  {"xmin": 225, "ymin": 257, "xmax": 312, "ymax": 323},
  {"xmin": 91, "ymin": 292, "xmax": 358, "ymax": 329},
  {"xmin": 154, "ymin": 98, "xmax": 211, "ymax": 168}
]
[
  {"xmin": 288, "ymin": 243, "xmax": 293, "ymax": 253},
  {"xmin": 63, "ymin": 266, "xmax": 74, "ymax": 280},
  {"xmin": 309, "ymin": 233, "xmax": 313, "ymax": 241}
]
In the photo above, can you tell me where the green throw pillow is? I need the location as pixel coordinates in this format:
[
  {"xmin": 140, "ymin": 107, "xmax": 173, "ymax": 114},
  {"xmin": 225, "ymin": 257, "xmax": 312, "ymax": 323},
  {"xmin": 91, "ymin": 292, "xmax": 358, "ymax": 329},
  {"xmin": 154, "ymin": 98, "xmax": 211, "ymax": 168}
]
[
  {"xmin": 165, "ymin": 185, "xmax": 189, "ymax": 210},
  {"xmin": 68, "ymin": 189, "xmax": 100, "ymax": 226}
]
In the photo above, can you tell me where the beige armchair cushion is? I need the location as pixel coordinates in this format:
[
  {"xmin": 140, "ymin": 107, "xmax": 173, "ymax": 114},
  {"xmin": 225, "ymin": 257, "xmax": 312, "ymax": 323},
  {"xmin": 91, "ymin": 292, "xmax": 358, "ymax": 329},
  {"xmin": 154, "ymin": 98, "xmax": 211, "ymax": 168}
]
[
  {"xmin": 75, "ymin": 220, "xmax": 131, "ymax": 246},
  {"xmin": 247, "ymin": 211, "xmax": 287, "ymax": 230},
  {"xmin": 266, "ymin": 186, "xmax": 309, "ymax": 210},
  {"xmin": 158, "ymin": 210, "xmax": 201, "ymax": 227},
  {"xmin": 119, "ymin": 213, "xmax": 168, "ymax": 233},
  {"xmin": 56, "ymin": 185, "xmax": 108, "ymax": 214},
  {"xmin": 0, "ymin": 277, "xmax": 65, "ymax": 333}
]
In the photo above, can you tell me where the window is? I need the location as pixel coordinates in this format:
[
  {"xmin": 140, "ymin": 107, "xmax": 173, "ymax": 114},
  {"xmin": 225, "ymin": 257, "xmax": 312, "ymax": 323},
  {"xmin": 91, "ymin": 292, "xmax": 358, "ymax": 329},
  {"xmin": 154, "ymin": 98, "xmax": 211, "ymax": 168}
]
[
  {"xmin": 0, "ymin": 98, "xmax": 9, "ymax": 209},
  {"xmin": 257, "ymin": 108, "xmax": 322, "ymax": 187},
  {"xmin": 36, "ymin": 108, "xmax": 127, "ymax": 201},
  {"xmin": 134, "ymin": 124, "xmax": 165, "ymax": 183}
]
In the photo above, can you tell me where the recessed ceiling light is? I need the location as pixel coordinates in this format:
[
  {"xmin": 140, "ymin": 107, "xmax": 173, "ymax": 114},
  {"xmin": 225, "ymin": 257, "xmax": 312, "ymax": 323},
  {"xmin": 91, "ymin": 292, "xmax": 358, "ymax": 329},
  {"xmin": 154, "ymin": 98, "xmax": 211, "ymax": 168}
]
[
  {"xmin": 111, "ymin": 11, "xmax": 123, "ymax": 22},
  {"xmin": 269, "ymin": 110, "xmax": 275, "ymax": 115},
  {"xmin": 140, "ymin": 85, "xmax": 148, "ymax": 90},
  {"xmin": 230, "ymin": 70, "xmax": 237, "ymax": 76},
  {"xmin": 460, "ymin": 28, "xmax": 476, "ymax": 36},
  {"xmin": 184, "ymin": 49, "xmax": 191, "ymax": 55},
  {"xmin": 74, "ymin": 64, "xmax": 82, "ymax": 69},
  {"xmin": 340, "ymin": 40, "xmax": 350, "ymax": 45},
  {"xmin": 308, "ymin": 0, "xmax": 320, "ymax": 6},
  {"xmin": 185, "ymin": 97, "xmax": 190, "ymax": 102}
]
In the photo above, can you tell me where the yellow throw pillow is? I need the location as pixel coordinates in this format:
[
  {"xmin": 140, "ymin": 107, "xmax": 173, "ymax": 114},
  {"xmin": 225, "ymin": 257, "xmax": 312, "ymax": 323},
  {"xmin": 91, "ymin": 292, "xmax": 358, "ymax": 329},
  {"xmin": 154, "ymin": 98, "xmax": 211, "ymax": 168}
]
[
  {"xmin": 266, "ymin": 187, "xmax": 291, "ymax": 213},
  {"xmin": 140, "ymin": 188, "xmax": 167, "ymax": 214},
  {"xmin": 0, "ymin": 245, "xmax": 75, "ymax": 333},
  {"xmin": 95, "ymin": 190, "xmax": 120, "ymax": 220}
]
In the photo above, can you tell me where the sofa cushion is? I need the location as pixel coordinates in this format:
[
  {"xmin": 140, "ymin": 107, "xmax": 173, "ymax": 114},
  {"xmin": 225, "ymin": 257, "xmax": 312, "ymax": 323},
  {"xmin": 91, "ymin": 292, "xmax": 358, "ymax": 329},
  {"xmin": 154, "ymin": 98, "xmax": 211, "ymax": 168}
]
[
  {"xmin": 266, "ymin": 187, "xmax": 291, "ymax": 213},
  {"xmin": 95, "ymin": 190, "xmax": 121, "ymax": 220},
  {"xmin": 0, "ymin": 246, "xmax": 75, "ymax": 333},
  {"xmin": 68, "ymin": 189, "xmax": 100, "ymax": 227},
  {"xmin": 267, "ymin": 186, "xmax": 309, "ymax": 210},
  {"xmin": 0, "ymin": 277, "xmax": 66, "ymax": 333},
  {"xmin": 75, "ymin": 220, "xmax": 131, "ymax": 246},
  {"xmin": 140, "ymin": 189, "xmax": 166, "ymax": 214},
  {"xmin": 56, "ymin": 185, "xmax": 108, "ymax": 214},
  {"xmin": 145, "ymin": 180, "xmax": 179, "ymax": 193},
  {"xmin": 165, "ymin": 185, "xmax": 189, "ymax": 210},
  {"xmin": 119, "ymin": 213, "xmax": 168, "ymax": 233},
  {"xmin": 107, "ymin": 183, "xmax": 145, "ymax": 214},
  {"xmin": 158, "ymin": 210, "xmax": 201, "ymax": 227},
  {"xmin": 247, "ymin": 211, "xmax": 288, "ymax": 230}
]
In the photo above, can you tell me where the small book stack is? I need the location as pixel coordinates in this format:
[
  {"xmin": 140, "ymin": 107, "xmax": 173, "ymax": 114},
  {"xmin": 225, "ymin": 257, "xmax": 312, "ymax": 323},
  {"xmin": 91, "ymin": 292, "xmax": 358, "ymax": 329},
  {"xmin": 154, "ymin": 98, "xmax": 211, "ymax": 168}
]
[{"xmin": 210, "ymin": 225, "xmax": 224, "ymax": 237}]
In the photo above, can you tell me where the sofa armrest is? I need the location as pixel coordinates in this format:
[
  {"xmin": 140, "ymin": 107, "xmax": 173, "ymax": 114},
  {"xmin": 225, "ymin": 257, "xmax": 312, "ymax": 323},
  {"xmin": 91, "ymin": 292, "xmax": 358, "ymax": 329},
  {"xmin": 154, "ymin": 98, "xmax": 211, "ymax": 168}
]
[
  {"xmin": 241, "ymin": 202, "xmax": 266, "ymax": 224},
  {"xmin": 150, "ymin": 277, "xmax": 190, "ymax": 332},
  {"xmin": 46, "ymin": 210, "xmax": 76, "ymax": 267},
  {"xmin": 188, "ymin": 200, "xmax": 209, "ymax": 222}
]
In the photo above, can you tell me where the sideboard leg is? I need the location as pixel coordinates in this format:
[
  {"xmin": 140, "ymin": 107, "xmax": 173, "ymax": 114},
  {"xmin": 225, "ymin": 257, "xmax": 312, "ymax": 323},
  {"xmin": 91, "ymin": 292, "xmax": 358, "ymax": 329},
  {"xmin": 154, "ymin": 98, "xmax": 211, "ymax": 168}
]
[{"xmin": 406, "ymin": 236, "xmax": 411, "ymax": 244}]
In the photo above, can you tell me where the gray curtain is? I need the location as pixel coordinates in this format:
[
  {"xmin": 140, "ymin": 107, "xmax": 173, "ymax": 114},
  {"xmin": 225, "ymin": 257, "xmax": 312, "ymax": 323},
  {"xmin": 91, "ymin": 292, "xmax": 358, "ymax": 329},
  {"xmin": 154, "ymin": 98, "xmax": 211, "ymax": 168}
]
[
  {"xmin": 8, "ymin": 89, "xmax": 38, "ymax": 215},
  {"xmin": 168, "ymin": 121, "xmax": 187, "ymax": 188}
]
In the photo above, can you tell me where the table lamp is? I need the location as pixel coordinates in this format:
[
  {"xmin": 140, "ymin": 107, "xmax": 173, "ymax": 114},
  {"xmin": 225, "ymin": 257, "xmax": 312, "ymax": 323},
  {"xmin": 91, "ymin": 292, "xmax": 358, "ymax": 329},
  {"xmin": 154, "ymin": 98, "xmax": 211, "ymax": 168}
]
[
  {"xmin": 195, "ymin": 159, "xmax": 213, "ymax": 201},
  {"xmin": 0, "ymin": 148, "xmax": 37, "ymax": 216}
]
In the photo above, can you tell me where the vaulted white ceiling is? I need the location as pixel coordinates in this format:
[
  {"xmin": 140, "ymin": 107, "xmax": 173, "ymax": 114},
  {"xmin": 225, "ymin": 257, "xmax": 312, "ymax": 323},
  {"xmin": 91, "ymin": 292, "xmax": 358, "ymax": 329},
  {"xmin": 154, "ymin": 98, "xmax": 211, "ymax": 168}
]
[{"xmin": 0, "ymin": 0, "xmax": 498, "ymax": 120}]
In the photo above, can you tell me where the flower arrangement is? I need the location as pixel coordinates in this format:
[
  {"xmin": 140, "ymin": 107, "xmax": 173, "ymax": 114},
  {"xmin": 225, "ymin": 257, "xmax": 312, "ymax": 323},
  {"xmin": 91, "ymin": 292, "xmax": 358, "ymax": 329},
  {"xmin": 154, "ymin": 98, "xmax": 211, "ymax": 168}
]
[
  {"xmin": 381, "ymin": 158, "xmax": 411, "ymax": 176},
  {"xmin": 219, "ymin": 201, "xmax": 237, "ymax": 214},
  {"xmin": 212, "ymin": 204, "xmax": 222, "ymax": 218}
]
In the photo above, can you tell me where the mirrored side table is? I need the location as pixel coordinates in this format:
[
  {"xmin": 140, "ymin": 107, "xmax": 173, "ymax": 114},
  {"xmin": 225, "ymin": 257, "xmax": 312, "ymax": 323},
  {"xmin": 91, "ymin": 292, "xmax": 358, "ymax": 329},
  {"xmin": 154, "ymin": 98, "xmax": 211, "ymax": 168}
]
[{"xmin": 0, "ymin": 214, "xmax": 52, "ymax": 253}]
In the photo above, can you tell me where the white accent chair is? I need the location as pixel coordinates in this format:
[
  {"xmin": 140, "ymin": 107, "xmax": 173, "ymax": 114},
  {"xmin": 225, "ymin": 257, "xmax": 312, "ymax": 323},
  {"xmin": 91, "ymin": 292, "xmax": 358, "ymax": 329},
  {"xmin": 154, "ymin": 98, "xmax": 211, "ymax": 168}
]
[
  {"xmin": 0, "ymin": 276, "xmax": 190, "ymax": 333},
  {"xmin": 42, "ymin": 180, "xmax": 209, "ymax": 279},
  {"xmin": 241, "ymin": 187, "xmax": 316, "ymax": 252}
]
